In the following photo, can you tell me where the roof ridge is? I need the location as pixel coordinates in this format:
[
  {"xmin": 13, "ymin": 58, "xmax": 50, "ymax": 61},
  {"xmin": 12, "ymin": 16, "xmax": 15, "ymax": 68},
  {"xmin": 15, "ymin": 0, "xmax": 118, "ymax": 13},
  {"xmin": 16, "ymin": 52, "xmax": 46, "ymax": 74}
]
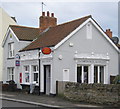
[
  {"xmin": 54, "ymin": 15, "xmax": 92, "ymax": 27},
  {"xmin": 10, "ymin": 25, "xmax": 39, "ymax": 29}
]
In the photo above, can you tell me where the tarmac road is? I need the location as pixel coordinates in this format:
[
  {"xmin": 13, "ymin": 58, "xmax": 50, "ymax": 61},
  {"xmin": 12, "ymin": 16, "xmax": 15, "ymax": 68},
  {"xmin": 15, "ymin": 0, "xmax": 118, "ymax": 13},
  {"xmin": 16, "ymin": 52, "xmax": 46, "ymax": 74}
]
[
  {"xmin": 2, "ymin": 99, "xmax": 119, "ymax": 109},
  {"xmin": 2, "ymin": 99, "xmax": 54, "ymax": 109}
]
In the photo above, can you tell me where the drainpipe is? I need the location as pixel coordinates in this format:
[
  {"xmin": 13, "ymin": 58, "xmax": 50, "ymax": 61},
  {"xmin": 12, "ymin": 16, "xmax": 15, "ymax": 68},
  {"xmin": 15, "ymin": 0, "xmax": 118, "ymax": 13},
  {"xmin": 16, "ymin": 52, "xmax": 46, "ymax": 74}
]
[
  {"xmin": 38, "ymin": 49, "xmax": 41, "ymax": 95},
  {"xmin": 118, "ymin": 52, "xmax": 120, "ymax": 75}
]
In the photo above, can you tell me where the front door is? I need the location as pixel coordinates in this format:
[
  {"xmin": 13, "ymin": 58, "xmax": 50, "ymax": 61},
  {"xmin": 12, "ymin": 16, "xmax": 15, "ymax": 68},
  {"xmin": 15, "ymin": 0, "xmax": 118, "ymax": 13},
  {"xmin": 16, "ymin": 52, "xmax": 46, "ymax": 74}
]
[{"xmin": 44, "ymin": 65, "xmax": 51, "ymax": 95}]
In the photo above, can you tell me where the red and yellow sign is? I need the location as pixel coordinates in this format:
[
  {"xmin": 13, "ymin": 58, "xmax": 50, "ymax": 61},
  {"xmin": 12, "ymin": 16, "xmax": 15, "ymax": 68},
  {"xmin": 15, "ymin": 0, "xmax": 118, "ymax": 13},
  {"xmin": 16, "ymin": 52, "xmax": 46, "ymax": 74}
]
[{"xmin": 42, "ymin": 47, "xmax": 52, "ymax": 55}]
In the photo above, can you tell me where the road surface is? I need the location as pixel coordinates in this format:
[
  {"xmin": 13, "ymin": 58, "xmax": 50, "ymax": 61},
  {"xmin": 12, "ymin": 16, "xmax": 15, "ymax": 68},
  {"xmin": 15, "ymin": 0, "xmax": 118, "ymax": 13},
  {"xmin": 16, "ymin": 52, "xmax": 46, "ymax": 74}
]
[{"xmin": 2, "ymin": 99, "xmax": 53, "ymax": 109}]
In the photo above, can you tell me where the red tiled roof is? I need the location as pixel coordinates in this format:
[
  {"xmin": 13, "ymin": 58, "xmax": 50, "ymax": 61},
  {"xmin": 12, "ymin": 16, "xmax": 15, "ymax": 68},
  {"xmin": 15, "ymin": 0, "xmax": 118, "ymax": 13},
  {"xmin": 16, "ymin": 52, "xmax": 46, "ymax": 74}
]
[
  {"xmin": 20, "ymin": 15, "xmax": 91, "ymax": 51},
  {"xmin": 10, "ymin": 25, "xmax": 41, "ymax": 41}
]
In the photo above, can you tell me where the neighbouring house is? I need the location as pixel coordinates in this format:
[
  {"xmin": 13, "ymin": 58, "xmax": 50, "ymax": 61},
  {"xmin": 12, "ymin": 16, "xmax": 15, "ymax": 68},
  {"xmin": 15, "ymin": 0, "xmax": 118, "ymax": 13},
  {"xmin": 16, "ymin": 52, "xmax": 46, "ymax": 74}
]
[
  {"xmin": 0, "ymin": 8, "xmax": 17, "ymax": 82},
  {"xmin": 2, "ymin": 11, "xmax": 120, "ymax": 95},
  {"xmin": 2, "ymin": 25, "xmax": 40, "ymax": 88}
]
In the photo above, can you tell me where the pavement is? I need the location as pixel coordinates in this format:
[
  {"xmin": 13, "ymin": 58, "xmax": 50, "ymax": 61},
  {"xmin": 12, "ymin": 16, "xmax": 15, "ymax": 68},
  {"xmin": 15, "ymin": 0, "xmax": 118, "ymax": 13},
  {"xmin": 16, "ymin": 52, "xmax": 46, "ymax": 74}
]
[{"xmin": 0, "ymin": 91, "xmax": 120, "ymax": 109}]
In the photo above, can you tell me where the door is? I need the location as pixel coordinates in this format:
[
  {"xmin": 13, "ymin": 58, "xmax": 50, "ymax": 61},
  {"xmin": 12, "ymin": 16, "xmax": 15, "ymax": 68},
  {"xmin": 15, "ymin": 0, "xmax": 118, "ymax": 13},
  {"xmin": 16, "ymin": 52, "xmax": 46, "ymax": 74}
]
[{"xmin": 44, "ymin": 65, "xmax": 51, "ymax": 95}]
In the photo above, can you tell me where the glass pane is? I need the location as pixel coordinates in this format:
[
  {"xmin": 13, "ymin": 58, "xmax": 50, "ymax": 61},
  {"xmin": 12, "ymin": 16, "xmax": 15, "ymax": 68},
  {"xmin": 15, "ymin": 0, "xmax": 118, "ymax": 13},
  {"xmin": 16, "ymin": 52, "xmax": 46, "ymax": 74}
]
[
  {"xmin": 12, "ymin": 75, "xmax": 14, "ymax": 80},
  {"xmin": 77, "ymin": 66, "xmax": 82, "ymax": 83},
  {"xmin": 34, "ymin": 73, "xmax": 38, "ymax": 83},
  {"xmin": 94, "ymin": 66, "xmax": 98, "ymax": 83},
  {"xmin": 100, "ymin": 66, "xmax": 104, "ymax": 84},
  {"xmin": 25, "ymin": 66, "xmax": 29, "ymax": 71},
  {"xmin": 12, "ymin": 68, "xmax": 14, "ymax": 74},
  {"xmin": 36, "ymin": 66, "xmax": 38, "ymax": 71},
  {"xmin": 25, "ymin": 73, "xmax": 29, "ymax": 82},
  {"xmin": 33, "ymin": 66, "xmax": 37, "ymax": 72},
  {"xmin": 84, "ymin": 66, "xmax": 88, "ymax": 83},
  {"xmin": 8, "ymin": 68, "xmax": 14, "ymax": 81}
]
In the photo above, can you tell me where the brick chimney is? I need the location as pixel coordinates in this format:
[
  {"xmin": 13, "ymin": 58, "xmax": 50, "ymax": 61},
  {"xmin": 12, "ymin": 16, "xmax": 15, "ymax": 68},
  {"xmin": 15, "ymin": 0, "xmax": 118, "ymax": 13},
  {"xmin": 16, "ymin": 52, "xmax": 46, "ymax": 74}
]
[
  {"xmin": 39, "ymin": 11, "xmax": 57, "ymax": 30},
  {"xmin": 105, "ymin": 29, "xmax": 112, "ymax": 38}
]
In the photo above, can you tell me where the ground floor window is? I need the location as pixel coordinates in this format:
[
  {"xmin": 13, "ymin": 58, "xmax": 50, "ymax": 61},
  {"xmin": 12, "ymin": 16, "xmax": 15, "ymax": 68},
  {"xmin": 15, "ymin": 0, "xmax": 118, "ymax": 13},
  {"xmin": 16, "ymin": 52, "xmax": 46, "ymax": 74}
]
[
  {"xmin": 77, "ymin": 65, "xmax": 89, "ymax": 83},
  {"xmin": 24, "ymin": 66, "xmax": 29, "ymax": 83},
  {"xmin": 94, "ymin": 65, "xmax": 104, "ymax": 83},
  {"xmin": 77, "ymin": 64, "xmax": 105, "ymax": 84},
  {"xmin": 32, "ymin": 65, "xmax": 39, "ymax": 83},
  {"xmin": 7, "ymin": 67, "xmax": 14, "ymax": 81},
  {"xmin": 100, "ymin": 66, "xmax": 104, "ymax": 83}
]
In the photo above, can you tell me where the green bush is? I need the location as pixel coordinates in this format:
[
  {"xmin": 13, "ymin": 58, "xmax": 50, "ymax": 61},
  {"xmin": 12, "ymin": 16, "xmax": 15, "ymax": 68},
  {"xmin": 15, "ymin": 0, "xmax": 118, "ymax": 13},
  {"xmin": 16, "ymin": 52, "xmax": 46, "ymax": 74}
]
[{"xmin": 113, "ymin": 75, "xmax": 120, "ymax": 84}]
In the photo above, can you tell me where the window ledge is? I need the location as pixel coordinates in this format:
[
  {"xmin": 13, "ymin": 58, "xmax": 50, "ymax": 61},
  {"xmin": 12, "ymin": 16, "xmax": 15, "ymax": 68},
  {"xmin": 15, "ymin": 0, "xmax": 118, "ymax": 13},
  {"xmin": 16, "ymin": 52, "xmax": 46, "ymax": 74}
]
[{"xmin": 7, "ymin": 57, "xmax": 15, "ymax": 60}]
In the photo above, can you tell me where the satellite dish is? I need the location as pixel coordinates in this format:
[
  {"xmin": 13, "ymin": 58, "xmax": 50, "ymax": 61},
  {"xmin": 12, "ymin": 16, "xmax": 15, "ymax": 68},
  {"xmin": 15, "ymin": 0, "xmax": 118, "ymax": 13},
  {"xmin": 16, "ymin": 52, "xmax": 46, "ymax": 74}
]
[{"xmin": 111, "ymin": 37, "xmax": 119, "ymax": 44}]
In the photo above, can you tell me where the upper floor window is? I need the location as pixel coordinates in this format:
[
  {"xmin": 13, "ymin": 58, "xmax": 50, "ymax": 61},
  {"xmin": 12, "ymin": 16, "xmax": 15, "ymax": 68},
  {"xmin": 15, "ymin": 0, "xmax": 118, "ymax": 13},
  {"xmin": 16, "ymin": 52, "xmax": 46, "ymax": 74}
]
[{"xmin": 8, "ymin": 43, "xmax": 14, "ymax": 58}]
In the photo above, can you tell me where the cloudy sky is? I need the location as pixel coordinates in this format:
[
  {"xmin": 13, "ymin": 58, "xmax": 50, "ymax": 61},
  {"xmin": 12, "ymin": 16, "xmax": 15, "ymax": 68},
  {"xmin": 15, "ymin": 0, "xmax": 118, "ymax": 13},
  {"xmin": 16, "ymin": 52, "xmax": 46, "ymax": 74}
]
[{"xmin": 0, "ymin": 0, "xmax": 119, "ymax": 36}]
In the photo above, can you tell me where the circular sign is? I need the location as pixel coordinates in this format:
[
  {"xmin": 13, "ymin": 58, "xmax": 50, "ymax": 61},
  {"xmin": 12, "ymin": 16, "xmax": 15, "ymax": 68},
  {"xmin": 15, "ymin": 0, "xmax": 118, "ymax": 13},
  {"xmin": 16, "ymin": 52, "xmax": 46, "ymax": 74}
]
[{"xmin": 42, "ymin": 47, "xmax": 52, "ymax": 55}]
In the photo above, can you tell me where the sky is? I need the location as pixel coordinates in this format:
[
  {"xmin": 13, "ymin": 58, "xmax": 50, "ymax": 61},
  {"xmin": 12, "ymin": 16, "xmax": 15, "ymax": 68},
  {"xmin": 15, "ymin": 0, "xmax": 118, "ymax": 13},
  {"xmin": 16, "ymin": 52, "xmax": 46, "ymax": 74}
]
[{"xmin": 0, "ymin": 0, "xmax": 119, "ymax": 37}]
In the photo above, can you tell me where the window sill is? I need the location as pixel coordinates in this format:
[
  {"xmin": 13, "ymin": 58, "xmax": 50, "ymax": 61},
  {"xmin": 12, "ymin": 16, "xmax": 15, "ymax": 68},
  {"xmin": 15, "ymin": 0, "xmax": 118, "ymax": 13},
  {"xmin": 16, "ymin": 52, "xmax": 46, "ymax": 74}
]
[
  {"xmin": 20, "ymin": 83, "xmax": 39, "ymax": 86},
  {"xmin": 7, "ymin": 57, "xmax": 15, "ymax": 60}
]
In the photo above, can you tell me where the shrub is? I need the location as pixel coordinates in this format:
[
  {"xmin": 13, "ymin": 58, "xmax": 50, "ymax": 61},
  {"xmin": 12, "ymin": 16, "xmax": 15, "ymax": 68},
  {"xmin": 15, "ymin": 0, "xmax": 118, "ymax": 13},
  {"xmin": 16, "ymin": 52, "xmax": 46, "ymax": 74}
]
[{"xmin": 8, "ymin": 80, "xmax": 17, "ymax": 91}]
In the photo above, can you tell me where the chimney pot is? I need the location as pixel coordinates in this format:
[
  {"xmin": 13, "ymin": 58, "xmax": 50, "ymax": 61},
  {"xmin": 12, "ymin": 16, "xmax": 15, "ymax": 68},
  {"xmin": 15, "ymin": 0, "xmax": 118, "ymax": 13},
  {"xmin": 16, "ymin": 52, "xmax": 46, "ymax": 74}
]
[
  {"xmin": 51, "ymin": 13, "xmax": 54, "ymax": 17},
  {"xmin": 42, "ymin": 12, "xmax": 45, "ymax": 16},
  {"xmin": 105, "ymin": 29, "xmax": 112, "ymax": 38},
  {"xmin": 47, "ymin": 11, "xmax": 50, "ymax": 17}
]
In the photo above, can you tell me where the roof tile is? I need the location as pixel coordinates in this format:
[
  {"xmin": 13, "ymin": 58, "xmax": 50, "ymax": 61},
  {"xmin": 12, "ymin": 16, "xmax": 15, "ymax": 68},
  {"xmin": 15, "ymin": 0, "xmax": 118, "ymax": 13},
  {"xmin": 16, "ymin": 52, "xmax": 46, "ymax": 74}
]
[
  {"xmin": 10, "ymin": 25, "xmax": 40, "ymax": 41},
  {"xmin": 20, "ymin": 15, "xmax": 91, "ymax": 51}
]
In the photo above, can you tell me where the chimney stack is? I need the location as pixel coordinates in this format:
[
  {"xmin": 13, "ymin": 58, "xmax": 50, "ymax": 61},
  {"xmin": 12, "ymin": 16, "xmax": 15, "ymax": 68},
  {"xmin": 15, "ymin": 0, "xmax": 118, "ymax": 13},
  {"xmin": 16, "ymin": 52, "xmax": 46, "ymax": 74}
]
[
  {"xmin": 105, "ymin": 29, "xmax": 112, "ymax": 38},
  {"xmin": 39, "ymin": 11, "xmax": 57, "ymax": 30}
]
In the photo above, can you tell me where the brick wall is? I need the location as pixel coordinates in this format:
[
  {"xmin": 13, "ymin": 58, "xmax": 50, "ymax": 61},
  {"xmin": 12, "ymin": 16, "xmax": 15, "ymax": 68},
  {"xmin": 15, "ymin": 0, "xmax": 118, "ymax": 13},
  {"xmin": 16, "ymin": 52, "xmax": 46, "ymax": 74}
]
[{"xmin": 39, "ymin": 11, "xmax": 57, "ymax": 30}]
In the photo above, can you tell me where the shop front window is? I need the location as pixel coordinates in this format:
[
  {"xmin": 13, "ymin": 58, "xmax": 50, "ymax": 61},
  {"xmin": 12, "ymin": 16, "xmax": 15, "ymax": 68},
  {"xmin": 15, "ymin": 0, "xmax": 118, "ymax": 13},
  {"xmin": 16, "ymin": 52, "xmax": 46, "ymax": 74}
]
[
  {"xmin": 77, "ymin": 65, "xmax": 89, "ymax": 83},
  {"xmin": 33, "ymin": 66, "xmax": 38, "ymax": 83},
  {"xmin": 94, "ymin": 65, "xmax": 104, "ymax": 83},
  {"xmin": 24, "ymin": 66, "xmax": 29, "ymax": 83}
]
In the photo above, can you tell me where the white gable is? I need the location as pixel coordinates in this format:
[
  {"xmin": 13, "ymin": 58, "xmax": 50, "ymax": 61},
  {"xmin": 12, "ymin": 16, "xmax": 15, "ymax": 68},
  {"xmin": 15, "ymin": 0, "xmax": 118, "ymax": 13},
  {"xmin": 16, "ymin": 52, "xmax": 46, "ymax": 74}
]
[
  {"xmin": 54, "ymin": 18, "xmax": 120, "ymax": 53},
  {"xmin": 2, "ymin": 27, "xmax": 19, "ymax": 47}
]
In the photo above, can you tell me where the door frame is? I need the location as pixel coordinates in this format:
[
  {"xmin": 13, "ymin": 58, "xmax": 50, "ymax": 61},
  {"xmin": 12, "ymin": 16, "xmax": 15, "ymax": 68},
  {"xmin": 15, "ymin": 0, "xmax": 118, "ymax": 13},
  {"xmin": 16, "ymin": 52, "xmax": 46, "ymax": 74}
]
[{"xmin": 43, "ymin": 65, "xmax": 51, "ymax": 95}]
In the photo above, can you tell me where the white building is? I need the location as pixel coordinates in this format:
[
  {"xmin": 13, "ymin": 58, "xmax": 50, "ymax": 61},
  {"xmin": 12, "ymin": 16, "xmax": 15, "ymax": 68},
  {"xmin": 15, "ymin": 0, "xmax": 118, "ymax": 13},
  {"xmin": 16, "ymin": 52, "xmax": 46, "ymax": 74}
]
[{"xmin": 2, "ymin": 11, "xmax": 120, "ymax": 95}]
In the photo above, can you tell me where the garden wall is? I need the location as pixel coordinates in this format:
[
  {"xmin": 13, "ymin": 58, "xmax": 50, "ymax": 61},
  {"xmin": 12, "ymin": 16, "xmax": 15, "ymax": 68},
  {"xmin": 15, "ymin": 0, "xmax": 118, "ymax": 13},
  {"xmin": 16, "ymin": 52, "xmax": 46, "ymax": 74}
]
[{"xmin": 56, "ymin": 81, "xmax": 120, "ymax": 105}]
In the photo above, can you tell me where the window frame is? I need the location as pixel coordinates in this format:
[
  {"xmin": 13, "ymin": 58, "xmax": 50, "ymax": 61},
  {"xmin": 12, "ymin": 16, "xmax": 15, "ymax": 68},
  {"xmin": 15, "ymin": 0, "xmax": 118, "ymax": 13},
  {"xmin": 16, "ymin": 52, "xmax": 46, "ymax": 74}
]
[
  {"xmin": 24, "ymin": 66, "xmax": 30, "ymax": 83},
  {"xmin": 32, "ymin": 65, "xmax": 39, "ymax": 83},
  {"xmin": 77, "ymin": 65, "xmax": 89, "ymax": 84},
  {"xmin": 8, "ymin": 42, "xmax": 14, "ymax": 58},
  {"xmin": 7, "ymin": 67, "xmax": 14, "ymax": 81},
  {"xmin": 94, "ymin": 65, "xmax": 105, "ymax": 84}
]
